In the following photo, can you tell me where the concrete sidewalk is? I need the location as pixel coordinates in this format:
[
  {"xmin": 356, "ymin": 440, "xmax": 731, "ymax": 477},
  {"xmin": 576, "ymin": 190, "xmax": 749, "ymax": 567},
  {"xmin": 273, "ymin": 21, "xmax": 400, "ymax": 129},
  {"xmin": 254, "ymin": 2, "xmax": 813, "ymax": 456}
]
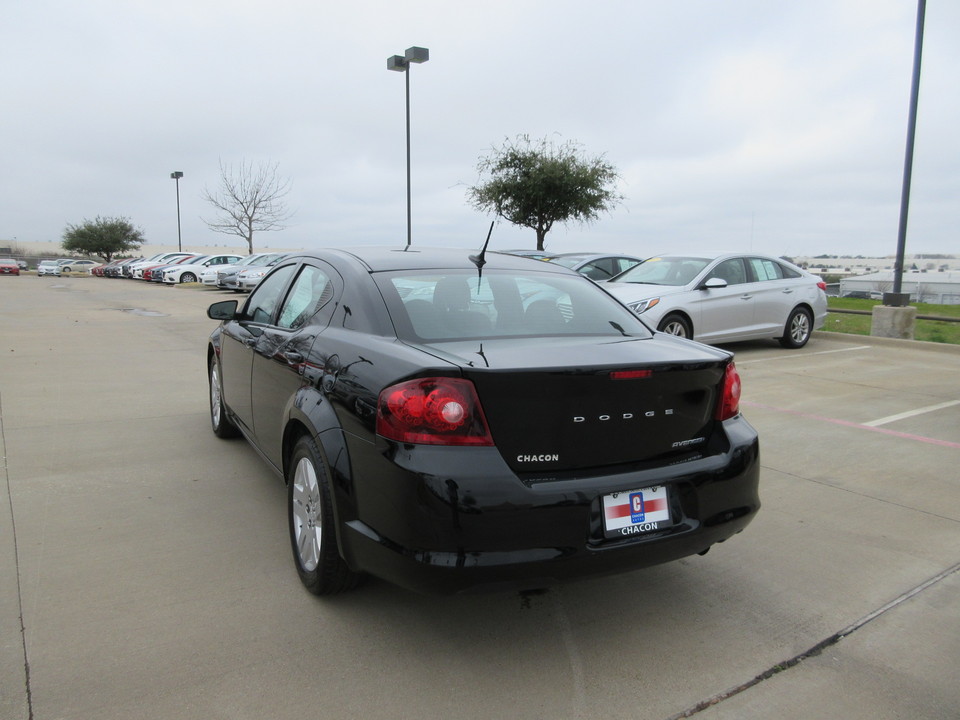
[{"xmin": 2, "ymin": 274, "xmax": 958, "ymax": 719}]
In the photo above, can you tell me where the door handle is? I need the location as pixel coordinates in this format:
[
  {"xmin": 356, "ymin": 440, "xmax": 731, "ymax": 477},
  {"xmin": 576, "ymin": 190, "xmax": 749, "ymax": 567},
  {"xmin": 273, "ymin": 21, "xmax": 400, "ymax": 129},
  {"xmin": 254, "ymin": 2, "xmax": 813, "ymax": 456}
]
[{"xmin": 283, "ymin": 351, "xmax": 304, "ymax": 366}]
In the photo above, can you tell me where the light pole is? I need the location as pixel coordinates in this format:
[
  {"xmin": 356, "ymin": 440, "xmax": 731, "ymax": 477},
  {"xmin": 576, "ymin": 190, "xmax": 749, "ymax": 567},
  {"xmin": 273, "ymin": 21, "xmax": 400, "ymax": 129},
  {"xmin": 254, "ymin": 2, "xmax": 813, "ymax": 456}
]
[
  {"xmin": 170, "ymin": 171, "xmax": 184, "ymax": 252},
  {"xmin": 888, "ymin": 0, "xmax": 926, "ymax": 307},
  {"xmin": 387, "ymin": 46, "xmax": 429, "ymax": 247}
]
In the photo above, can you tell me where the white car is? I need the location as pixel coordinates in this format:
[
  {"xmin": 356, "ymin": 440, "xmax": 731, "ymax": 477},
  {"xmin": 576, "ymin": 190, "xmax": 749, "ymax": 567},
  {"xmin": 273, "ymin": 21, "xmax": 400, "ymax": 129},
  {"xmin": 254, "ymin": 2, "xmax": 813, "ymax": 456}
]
[
  {"xmin": 604, "ymin": 253, "xmax": 828, "ymax": 348},
  {"xmin": 162, "ymin": 254, "xmax": 244, "ymax": 284},
  {"xmin": 59, "ymin": 259, "xmax": 100, "ymax": 273},
  {"xmin": 37, "ymin": 260, "xmax": 61, "ymax": 276},
  {"xmin": 236, "ymin": 253, "xmax": 290, "ymax": 291},
  {"xmin": 127, "ymin": 252, "xmax": 196, "ymax": 279},
  {"xmin": 200, "ymin": 254, "xmax": 266, "ymax": 286}
]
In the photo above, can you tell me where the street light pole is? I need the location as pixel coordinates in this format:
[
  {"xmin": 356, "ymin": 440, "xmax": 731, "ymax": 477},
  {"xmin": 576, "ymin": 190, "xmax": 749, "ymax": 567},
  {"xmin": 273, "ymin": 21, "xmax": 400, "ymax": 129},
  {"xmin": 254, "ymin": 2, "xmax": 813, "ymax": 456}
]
[
  {"xmin": 170, "ymin": 171, "xmax": 184, "ymax": 252},
  {"xmin": 387, "ymin": 46, "xmax": 429, "ymax": 247},
  {"xmin": 889, "ymin": 0, "xmax": 926, "ymax": 306}
]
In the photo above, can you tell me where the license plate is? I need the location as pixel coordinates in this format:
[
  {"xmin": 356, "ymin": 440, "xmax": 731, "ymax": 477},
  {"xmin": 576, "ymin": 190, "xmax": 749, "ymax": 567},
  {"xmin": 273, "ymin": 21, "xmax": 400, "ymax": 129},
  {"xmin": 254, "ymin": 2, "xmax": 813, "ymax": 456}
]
[{"xmin": 602, "ymin": 485, "xmax": 673, "ymax": 538}]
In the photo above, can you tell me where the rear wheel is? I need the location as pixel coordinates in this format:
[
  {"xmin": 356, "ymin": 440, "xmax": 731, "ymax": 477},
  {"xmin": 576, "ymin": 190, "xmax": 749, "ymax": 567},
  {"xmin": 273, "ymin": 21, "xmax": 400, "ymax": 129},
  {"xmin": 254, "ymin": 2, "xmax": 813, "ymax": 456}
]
[
  {"xmin": 288, "ymin": 435, "xmax": 361, "ymax": 595},
  {"xmin": 779, "ymin": 307, "xmax": 813, "ymax": 348},
  {"xmin": 658, "ymin": 313, "xmax": 692, "ymax": 339},
  {"xmin": 209, "ymin": 359, "xmax": 240, "ymax": 438}
]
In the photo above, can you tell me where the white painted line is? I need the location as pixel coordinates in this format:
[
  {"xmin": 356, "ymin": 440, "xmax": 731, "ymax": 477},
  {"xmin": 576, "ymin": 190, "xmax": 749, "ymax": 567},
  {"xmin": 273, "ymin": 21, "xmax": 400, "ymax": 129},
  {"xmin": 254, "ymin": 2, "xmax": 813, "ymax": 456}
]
[
  {"xmin": 864, "ymin": 400, "xmax": 960, "ymax": 427},
  {"xmin": 736, "ymin": 345, "xmax": 872, "ymax": 365}
]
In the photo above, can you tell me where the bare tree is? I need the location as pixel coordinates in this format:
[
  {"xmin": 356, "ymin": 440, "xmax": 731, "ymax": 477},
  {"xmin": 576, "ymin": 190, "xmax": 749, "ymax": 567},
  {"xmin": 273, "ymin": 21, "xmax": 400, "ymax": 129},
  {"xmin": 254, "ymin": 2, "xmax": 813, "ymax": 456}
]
[{"xmin": 202, "ymin": 159, "xmax": 293, "ymax": 253}]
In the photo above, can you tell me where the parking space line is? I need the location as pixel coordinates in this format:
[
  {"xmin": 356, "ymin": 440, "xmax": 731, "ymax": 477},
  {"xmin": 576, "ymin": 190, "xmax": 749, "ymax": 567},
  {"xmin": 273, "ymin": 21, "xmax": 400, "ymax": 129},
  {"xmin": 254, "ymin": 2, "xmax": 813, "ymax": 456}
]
[
  {"xmin": 741, "ymin": 401, "xmax": 960, "ymax": 450},
  {"xmin": 736, "ymin": 345, "xmax": 872, "ymax": 365},
  {"xmin": 864, "ymin": 400, "xmax": 960, "ymax": 427}
]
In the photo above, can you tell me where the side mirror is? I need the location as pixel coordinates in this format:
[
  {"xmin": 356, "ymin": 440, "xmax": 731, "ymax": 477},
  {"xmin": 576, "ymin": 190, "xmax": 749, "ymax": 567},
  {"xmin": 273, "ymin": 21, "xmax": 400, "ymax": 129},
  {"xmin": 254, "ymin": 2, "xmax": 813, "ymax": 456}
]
[
  {"xmin": 701, "ymin": 277, "xmax": 727, "ymax": 290},
  {"xmin": 207, "ymin": 300, "xmax": 239, "ymax": 320}
]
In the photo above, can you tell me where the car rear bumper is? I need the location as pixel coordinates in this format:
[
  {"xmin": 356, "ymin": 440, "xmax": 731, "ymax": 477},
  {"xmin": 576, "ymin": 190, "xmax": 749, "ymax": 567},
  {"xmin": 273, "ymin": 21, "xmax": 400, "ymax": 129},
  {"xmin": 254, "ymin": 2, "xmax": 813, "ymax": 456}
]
[{"xmin": 336, "ymin": 415, "xmax": 760, "ymax": 595}]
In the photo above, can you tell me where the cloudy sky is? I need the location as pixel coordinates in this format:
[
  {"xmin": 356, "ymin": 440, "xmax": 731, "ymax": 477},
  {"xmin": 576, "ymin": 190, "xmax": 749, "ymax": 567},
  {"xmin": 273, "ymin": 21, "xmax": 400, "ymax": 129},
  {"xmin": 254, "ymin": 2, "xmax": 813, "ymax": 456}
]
[{"xmin": 3, "ymin": 0, "xmax": 957, "ymax": 259}]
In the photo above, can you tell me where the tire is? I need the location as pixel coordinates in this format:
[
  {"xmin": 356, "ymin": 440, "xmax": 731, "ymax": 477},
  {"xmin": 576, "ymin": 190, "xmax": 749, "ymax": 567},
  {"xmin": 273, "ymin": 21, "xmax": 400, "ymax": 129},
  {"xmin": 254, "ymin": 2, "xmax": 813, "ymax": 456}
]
[
  {"xmin": 181, "ymin": 272, "xmax": 197, "ymax": 283},
  {"xmin": 658, "ymin": 313, "xmax": 692, "ymax": 339},
  {"xmin": 209, "ymin": 358, "xmax": 240, "ymax": 438},
  {"xmin": 288, "ymin": 435, "xmax": 362, "ymax": 595},
  {"xmin": 779, "ymin": 307, "xmax": 813, "ymax": 349}
]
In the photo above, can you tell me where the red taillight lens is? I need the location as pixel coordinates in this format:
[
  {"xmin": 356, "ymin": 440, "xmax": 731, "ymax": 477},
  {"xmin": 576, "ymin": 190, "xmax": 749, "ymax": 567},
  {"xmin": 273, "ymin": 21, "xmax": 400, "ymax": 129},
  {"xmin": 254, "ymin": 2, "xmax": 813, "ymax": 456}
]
[
  {"xmin": 377, "ymin": 377, "xmax": 494, "ymax": 446},
  {"xmin": 817, "ymin": 281, "xmax": 827, "ymax": 292},
  {"xmin": 715, "ymin": 362, "xmax": 742, "ymax": 421}
]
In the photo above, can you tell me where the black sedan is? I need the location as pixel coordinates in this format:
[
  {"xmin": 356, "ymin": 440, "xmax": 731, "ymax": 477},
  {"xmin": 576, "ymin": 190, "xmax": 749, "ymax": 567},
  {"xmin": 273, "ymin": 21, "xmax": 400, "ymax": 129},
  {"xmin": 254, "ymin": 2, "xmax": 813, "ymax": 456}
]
[{"xmin": 206, "ymin": 246, "xmax": 760, "ymax": 595}]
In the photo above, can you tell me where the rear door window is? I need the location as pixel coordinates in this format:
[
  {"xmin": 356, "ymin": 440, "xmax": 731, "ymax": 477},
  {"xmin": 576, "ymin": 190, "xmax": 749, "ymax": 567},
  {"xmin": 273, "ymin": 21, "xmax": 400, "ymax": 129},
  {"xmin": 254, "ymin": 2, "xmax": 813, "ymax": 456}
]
[{"xmin": 277, "ymin": 265, "xmax": 335, "ymax": 330}]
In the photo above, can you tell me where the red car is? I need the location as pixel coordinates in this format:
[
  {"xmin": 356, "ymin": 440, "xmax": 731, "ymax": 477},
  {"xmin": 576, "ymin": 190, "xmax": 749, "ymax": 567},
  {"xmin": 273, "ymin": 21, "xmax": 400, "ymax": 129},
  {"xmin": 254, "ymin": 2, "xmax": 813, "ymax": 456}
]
[{"xmin": 0, "ymin": 258, "xmax": 21, "ymax": 276}]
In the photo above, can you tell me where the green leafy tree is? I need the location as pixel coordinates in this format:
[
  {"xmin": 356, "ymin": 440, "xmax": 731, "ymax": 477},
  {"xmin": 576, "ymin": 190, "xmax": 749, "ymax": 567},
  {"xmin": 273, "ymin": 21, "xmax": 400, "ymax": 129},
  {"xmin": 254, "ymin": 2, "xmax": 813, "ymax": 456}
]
[
  {"xmin": 61, "ymin": 216, "xmax": 145, "ymax": 262},
  {"xmin": 467, "ymin": 134, "xmax": 624, "ymax": 251},
  {"xmin": 202, "ymin": 159, "xmax": 293, "ymax": 254}
]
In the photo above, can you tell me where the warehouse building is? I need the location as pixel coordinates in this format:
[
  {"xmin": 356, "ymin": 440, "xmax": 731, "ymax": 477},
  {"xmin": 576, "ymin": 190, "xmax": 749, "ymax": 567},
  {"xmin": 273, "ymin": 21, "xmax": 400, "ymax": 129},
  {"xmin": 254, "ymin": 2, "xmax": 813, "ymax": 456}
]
[{"xmin": 839, "ymin": 271, "xmax": 960, "ymax": 304}]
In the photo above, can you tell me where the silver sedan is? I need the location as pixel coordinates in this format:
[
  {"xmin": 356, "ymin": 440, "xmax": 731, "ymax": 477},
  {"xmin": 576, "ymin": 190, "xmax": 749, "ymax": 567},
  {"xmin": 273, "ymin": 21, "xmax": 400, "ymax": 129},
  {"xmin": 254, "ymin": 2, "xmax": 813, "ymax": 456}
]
[{"xmin": 605, "ymin": 253, "xmax": 827, "ymax": 348}]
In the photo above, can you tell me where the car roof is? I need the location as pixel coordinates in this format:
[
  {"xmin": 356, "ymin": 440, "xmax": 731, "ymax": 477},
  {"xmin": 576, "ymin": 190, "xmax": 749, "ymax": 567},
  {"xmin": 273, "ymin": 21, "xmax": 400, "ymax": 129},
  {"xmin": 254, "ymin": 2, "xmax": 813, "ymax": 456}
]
[
  {"xmin": 291, "ymin": 246, "xmax": 581, "ymax": 274},
  {"xmin": 643, "ymin": 252, "xmax": 789, "ymax": 262},
  {"xmin": 552, "ymin": 252, "xmax": 641, "ymax": 261}
]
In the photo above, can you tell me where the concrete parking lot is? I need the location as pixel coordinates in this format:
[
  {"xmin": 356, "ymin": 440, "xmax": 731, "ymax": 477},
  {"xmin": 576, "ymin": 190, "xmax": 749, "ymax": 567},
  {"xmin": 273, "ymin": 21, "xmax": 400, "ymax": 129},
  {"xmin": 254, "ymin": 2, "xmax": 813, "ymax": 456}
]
[{"xmin": 2, "ymin": 273, "xmax": 958, "ymax": 720}]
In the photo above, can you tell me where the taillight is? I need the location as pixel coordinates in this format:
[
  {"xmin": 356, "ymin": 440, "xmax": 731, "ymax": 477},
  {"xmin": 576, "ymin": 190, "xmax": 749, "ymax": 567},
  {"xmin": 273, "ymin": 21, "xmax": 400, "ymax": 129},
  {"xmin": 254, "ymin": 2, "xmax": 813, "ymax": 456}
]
[
  {"xmin": 377, "ymin": 377, "xmax": 494, "ymax": 446},
  {"xmin": 817, "ymin": 281, "xmax": 827, "ymax": 292},
  {"xmin": 715, "ymin": 362, "xmax": 742, "ymax": 421}
]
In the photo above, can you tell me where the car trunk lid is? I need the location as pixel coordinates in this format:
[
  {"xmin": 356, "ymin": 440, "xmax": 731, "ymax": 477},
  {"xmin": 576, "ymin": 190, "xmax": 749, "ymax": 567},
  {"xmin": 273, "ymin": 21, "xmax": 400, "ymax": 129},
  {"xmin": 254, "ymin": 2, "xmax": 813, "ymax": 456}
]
[{"xmin": 412, "ymin": 336, "xmax": 730, "ymax": 475}]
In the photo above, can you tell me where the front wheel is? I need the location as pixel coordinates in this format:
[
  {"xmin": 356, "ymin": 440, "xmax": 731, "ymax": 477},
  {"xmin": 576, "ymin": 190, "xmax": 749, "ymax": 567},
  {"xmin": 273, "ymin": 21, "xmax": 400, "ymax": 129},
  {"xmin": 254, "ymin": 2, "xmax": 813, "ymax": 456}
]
[
  {"xmin": 180, "ymin": 272, "xmax": 197, "ymax": 283},
  {"xmin": 288, "ymin": 436, "xmax": 362, "ymax": 595},
  {"xmin": 779, "ymin": 307, "xmax": 813, "ymax": 348},
  {"xmin": 658, "ymin": 313, "xmax": 692, "ymax": 339}
]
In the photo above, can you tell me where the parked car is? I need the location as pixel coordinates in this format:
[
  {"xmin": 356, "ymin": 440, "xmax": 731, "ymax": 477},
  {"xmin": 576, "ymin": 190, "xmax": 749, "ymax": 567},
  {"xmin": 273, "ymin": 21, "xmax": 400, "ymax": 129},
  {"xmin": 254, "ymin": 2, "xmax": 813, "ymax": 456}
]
[
  {"xmin": 91, "ymin": 260, "xmax": 116, "ymax": 277},
  {"xmin": 59, "ymin": 259, "xmax": 100, "ymax": 273},
  {"xmin": 205, "ymin": 246, "xmax": 760, "ymax": 595},
  {"xmin": 163, "ymin": 254, "xmax": 243, "ymax": 284},
  {"xmin": 105, "ymin": 257, "xmax": 143, "ymax": 278},
  {"xmin": 0, "ymin": 258, "xmax": 20, "ymax": 276},
  {"xmin": 235, "ymin": 253, "xmax": 290, "ymax": 291},
  {"xmin": 149, "ymin": 254, "xmax": 202, "ymax": 282},
  {"xmin": 214, "ymin": 253, "xmax": 275, "ymax": 290},
  {"xmin": 197, "ymin": 253, "xmax": 249, "ymax": 285},
  {"xmin": 143, "ymin": 254, "xmax": 201, "ymax": 281},
  {"xmin": 497, "ymin": 249, "xmax": 556, "ymax": 260},
  {"xmin": 605, "ymin": 253, "xmax": 828, "ymax": 348},
  {"xmin": 127, "ymin": 253, "xmax": 196, "ymax": 279},
  {"xmin": 144, "ymin": 254, "xmax": 203, "ymax": 282},
  {"xmin": 37, "ymin": 260, "xmax": 61, "ymax": 276},
  {"xmin": 545, "ymin": 252, "xmax": 643, "ymax": 281}
]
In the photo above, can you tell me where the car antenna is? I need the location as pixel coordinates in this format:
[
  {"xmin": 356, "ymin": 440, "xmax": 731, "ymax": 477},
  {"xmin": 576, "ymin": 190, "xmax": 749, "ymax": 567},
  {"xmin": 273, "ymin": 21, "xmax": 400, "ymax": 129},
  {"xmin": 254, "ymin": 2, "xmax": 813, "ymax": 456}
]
[{"xmin": 469, "ymin": 221, "xmax": 495, "ymax": 291}]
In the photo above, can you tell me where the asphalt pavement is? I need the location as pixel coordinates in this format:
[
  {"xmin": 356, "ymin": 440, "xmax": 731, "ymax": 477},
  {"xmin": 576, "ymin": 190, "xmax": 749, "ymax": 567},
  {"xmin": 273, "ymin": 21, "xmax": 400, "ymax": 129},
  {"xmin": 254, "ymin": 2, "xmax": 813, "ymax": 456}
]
[{"xmin": 1, "ymin": 273, "xmax": 958, "ymax": 720}]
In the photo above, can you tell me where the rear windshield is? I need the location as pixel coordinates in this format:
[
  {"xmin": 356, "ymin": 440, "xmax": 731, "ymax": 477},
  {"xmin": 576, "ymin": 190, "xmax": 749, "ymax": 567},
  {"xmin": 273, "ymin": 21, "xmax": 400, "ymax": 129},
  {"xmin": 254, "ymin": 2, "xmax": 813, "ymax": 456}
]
[{"xmin": 376, "ymin": 269, "xmax": 653, "ymax": 341}]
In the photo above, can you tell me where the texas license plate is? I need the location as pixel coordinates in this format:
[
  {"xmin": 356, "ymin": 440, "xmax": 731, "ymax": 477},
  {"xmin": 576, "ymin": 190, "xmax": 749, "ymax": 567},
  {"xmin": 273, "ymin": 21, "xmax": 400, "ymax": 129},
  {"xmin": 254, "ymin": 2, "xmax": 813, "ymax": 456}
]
[{"xmin": 602, "ymin": 485, "xmax": 673, "ymax": 539}]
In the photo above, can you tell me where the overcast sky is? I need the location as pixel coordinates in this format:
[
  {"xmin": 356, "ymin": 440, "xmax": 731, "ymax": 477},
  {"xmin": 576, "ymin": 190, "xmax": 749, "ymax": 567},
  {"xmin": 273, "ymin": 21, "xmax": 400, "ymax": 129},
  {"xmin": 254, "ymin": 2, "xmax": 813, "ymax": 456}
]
[{"xmin": 3, "ymin": 0, "xmax": 957, "ymax": 259}]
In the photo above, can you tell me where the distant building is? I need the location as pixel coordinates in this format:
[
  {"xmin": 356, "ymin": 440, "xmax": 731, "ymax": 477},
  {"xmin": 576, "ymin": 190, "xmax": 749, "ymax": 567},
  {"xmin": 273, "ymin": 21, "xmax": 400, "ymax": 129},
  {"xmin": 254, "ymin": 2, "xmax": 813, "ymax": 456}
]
[{"xmin": 840, "ymin": 271, "xmax": 960, "ymax": 304}]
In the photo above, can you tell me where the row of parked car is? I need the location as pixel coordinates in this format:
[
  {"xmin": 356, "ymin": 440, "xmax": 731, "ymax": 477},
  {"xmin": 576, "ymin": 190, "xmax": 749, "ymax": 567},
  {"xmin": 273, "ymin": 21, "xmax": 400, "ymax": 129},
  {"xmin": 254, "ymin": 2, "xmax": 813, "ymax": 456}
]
[
  {"xmin": 86, "ymin": 251, "xmax": 294, "ymax": 292},
  {"xmin": 20, "ymin": 246, "xmax": 828, "ymax": 349}
]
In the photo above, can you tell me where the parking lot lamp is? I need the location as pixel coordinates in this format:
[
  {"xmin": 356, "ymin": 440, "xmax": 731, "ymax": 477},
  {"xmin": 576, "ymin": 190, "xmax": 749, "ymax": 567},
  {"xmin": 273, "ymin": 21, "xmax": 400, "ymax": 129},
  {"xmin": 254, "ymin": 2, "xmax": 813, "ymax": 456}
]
[
  {"xmin": 387, "ymin": 46, "xmax": 429, "ymax": 247},
  {"xmin": 171, "ymin": 171, "xmax": 184, "ymax": 252}
]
